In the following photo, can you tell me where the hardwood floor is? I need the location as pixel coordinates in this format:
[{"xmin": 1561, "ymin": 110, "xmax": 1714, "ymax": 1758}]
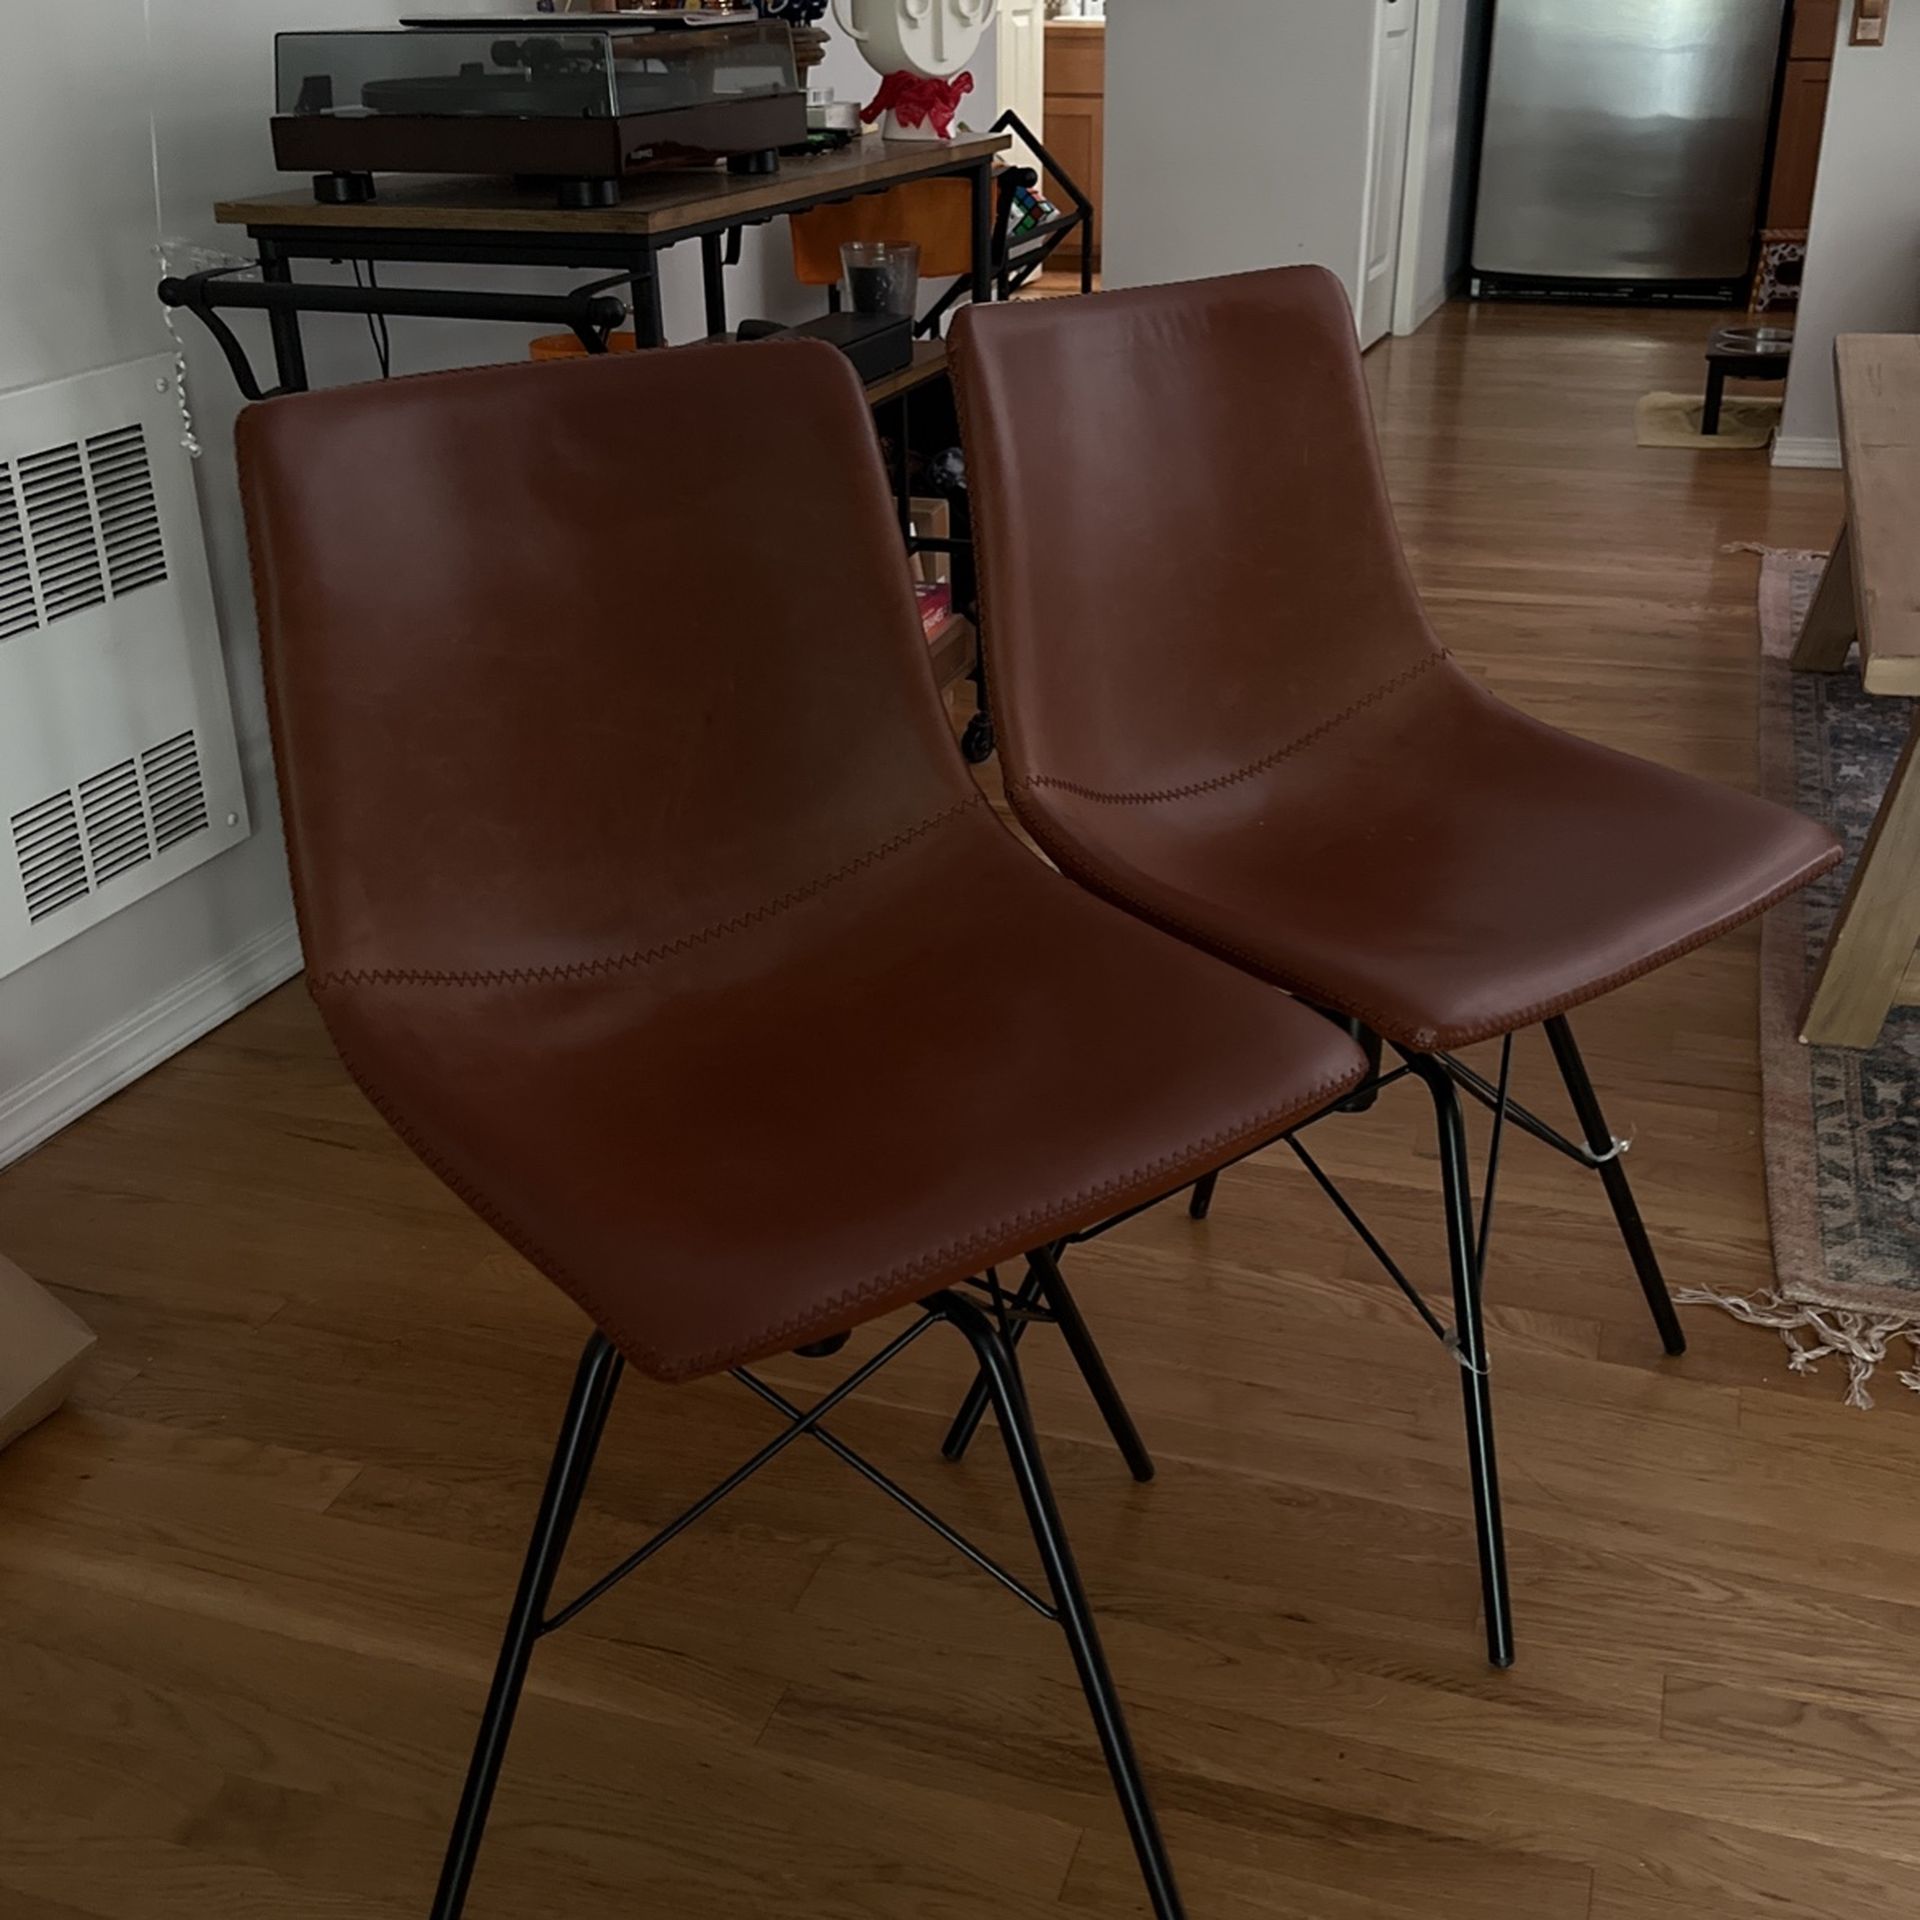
[{"xmin": 3, "ymin": 301, "xmax": 1907, "ymax": 1920}]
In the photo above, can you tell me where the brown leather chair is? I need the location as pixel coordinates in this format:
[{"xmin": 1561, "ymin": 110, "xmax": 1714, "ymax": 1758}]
[
  {"xmin": 237, "ymin": 339, "xmax": 1365, "ymax": 1920},
  {"xmin": 948, "ymin": 265, "xmax": 1841, "ymax": 1669}
]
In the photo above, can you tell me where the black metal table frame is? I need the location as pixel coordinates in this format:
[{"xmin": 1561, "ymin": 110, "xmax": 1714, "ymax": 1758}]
[{"xmin": 202, "ymin": 145, "xmax": 999, "ymax": 396}]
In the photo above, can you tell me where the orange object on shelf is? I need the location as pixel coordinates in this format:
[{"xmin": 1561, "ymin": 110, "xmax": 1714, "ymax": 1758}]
[
  {"xmin": 528, "ymin": 332, "xmax": 640, "ymax": 361},
  {"xmin": 789, "ymin": 179, "xmax": 974, "ymax": 286}
]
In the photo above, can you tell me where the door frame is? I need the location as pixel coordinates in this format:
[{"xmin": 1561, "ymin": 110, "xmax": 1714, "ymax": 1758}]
[
  {"xmin": 1390, "ymin": 0, "xmax": 1490, "ymax": 337},
  {"xmin": 1392, "ymin": 0, "xmax": 1441, "ymax": 336},
  {"xmin": 997, "ymin": 0, "xmax": 1047, "ymax": 170},
  {"xmin": 1361, "ymin": 0, "xmax": 1421, "ymax": 347}
]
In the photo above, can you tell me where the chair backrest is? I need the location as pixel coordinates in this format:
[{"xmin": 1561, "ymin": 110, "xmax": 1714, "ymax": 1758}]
[
  {"xmin": 950, "ymin": 266, "xmax": 1441, "ymax": 802},
  {"xmin": 239, "ymin": 342, "xmax": 967, "ymax": 983}
]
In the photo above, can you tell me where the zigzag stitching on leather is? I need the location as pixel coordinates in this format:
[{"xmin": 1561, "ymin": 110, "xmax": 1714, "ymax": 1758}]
[
  {"xmin": 1004, "ymin": 796, "xmax": 1843, "ymax": 1052},
  {"xmin": 309, "ymin": 794, "xmax": 985, "ymax": 992},
  {"xmin": 332, "ymin": 1028, "xmax": 1363, "ymax": 1384},
  {"xmin": 1019, "ymin": 650, "xmax": 1451, "ymax": 807}
]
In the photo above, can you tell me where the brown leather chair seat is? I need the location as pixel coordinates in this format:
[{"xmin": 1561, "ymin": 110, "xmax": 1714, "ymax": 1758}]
[
  {"xmin": 316, "ymin": 800, "xmax": 1361, "ymax": 1382},
  {"xmin": 1020, "ymin": 655, "xmax": 1836, "ymax": 1052}
]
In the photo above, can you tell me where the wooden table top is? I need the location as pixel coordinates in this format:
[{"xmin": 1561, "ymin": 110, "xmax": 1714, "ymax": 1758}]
[
  {"xmin": 215, "ymin": 131, "xmax": 1010, "ymax": 239},
  {"xmin": 1836, "ymin": 332, "xmax": 1920, "ymax": 696}
]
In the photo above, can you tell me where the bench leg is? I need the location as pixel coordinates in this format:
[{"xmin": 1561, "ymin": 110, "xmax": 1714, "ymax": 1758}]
[
  {"xmin": 1792, "ymin": 521, "xmax": 1858, "ymax": 672},
  {"xmin": 1701, "ymin": 365, "xmax": 1727, "ymax": 435},
  {"xmin": 1802, "ymin": 708, "xmax": 1920, "ymax": 1048}
]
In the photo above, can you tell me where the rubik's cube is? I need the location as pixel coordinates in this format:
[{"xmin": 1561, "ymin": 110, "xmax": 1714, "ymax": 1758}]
[{"xmin": 1009, "ymin": 180, "xmax": 1061, "ymax": 241}]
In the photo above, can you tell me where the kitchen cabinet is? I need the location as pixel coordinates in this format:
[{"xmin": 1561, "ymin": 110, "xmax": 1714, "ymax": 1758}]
[
  {"xmin": 1768, "ymin": 56, "xmax": 1832, "ymax": 230},
  {"xmin": 1789, "ymin": 0, "xmax": 1840, "ymax": 57},
  {"xmin": 1044, "ymin": 23, "xmax": 1103, "ymax": 268},
  {"xmin": 1766, "ymin": 0, "xmax": 1836, "ymax": 232}
]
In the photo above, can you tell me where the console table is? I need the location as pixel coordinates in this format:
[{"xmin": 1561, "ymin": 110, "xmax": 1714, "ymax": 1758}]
[
  {"xmin": 1791, "ymin": 333, "xmax": 1920, "ymax": 1047},
  {"xmin": 175, "ymin": 131, "xmax": 1010, "ymax": 396}
]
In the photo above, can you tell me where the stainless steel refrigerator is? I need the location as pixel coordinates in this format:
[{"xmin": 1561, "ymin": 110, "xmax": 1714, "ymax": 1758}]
[{"xmin": 1472, "ymin": 0, "xmax": 1788, "ymax": 296}]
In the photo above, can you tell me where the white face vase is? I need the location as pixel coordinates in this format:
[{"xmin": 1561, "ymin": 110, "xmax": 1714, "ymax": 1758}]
[{"xmin": 832, "ymin": 0, "xmax": 998, "ymax": 79}]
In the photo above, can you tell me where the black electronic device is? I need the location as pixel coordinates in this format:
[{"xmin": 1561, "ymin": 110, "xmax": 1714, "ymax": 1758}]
[
  {"xmin": 273, "ymin": 20, "xmax": 806, "ymax": 207},
  {"xmin": 736, "ymin": 311, "xmax": 914, "ymax": 385}
]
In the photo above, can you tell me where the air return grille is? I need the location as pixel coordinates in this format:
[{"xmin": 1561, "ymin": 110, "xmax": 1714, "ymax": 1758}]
[
  {"xmin": 0, "ymin": 480, "xmax": 32, "ymax": 642},
  {"xmin": 0, "ymin": 422, "xmax": 169, "ymax": 642},
  {"xmin": 8, "ymin": 730, "xmax": 211, "ymax": 929},
  {"xmin": 11, "ymin": 792, "xmax": 87, "ymax": 924},
  {"xmin": 0, "ymin": 355, "xmax": 250, "ymax": 980},
  {"xmin": 143, "ymin": 731, "xmax": 208, "ymax": 852},
  {"xmin": 19, "ymin": 443, "xmax": 105, "ymax": 625},
  {"xmin": 79, "ymin": 759, "xmax": 152, "ymax": 886},
  {"xmin": 89, "ymin": 426, "xmax": 168, "ymax": 598}
]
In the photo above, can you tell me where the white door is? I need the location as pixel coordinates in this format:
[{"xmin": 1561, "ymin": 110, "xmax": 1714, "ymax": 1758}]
[
  {"xmin": 997, "ymin": 0, "xmax": 1047, "ymax": 170},
  {"xmin": 1359, "ymin": 0, "xmax": 1419, "ymax": 347}
]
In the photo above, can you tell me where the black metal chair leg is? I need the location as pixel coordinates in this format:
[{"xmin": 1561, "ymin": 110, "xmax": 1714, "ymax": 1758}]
[
  {"xmin": 1403, "ymin": 1056, "xmax": 1515, "ymax": 1670},
  {"xmin": 943, "ymin": 1254, "xmax": 1155, "ymax": 1481},
  {"xmin": 1542, "ymin": 1015, "xmax": 1687, "ymax": 1356},
  {"xmin": 933, "ymin": 1290, "xmax": 1187, "ymax": 1920},
  {"xmin": 1338, "ymin": 1019, "xmax": 1386, "ymax": 1113},
  {"xmin": 430, "ymin": 1332, "xmax": 625, "ymax": 1920},
  {"xmin": 1028, "ymin": 1247, "xmax": 1155, "ymax": 1483},
  {"xmin": 1187, "ymin": 1171, "xmax": 1219, "ymax": 1220},
  {"xmin": 940, "ymin": 1269, "xmax": 1041, "ymax": 1463}
]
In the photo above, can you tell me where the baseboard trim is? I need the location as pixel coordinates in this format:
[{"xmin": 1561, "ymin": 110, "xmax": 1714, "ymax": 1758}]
[
  {"xmin": 1772, "ymin": 435, "xmax": 1843, "ymax": 470},
  {"xmin": 0, "ymin": 918, "xmax": 303, "ymax": 1169}
]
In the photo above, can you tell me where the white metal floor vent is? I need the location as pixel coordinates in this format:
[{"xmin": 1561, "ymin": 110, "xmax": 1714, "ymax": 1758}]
[{"xmin": 0, "ymin": 357, "xmax": 249, "ymax": 978}]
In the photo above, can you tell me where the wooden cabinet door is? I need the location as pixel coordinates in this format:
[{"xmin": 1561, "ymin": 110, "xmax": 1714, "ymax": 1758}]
[
  {"xmin": 1767, "ymin": 58, "xmax": 1831, "ymax": 230},
  {"xmin": 1043, "ymin": 24, "xmax": 1104, "ymax": 270},
  {"xmin": 1790, "ymin": 0, "xmax": 1841, "ymax": 58},
  {"xmin": 1044, "ymin": 94, "xmax": 1101, "ymax": 265}
]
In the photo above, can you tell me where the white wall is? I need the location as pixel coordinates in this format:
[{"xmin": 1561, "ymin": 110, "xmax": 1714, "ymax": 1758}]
[
  {"xmin": 1, "ymin": 7, "xmax": 986, "ymax": 1166},
  {"xmin": 0, "ymin": 4, "xmax": 305, "ymax": 1165},
  {"xmin": 1776, "ymin": 5, "xmax": 1920, "ymax": 467},
  {"xmin": 1102, "ymin": 0, "xmax": 1377, "ymax": 302}
]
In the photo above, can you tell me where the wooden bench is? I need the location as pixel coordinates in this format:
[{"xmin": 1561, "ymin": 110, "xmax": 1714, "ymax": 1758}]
[{"xmin": 1791, "ymin": 333, "xmax": 1920, "ymax": 1047}]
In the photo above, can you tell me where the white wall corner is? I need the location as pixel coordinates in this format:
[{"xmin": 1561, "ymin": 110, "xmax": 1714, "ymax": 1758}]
[
  {"xmin": 1771, "ymin": 435, "xmax": 1844, "ymax": 470},
  {"xmin": 1392, "ymin": 280, "xmax": 1451, "ymax": 339},
  {"xmin": 0, "ymin": 917, "xmax": 303, "ymax": 1169}
]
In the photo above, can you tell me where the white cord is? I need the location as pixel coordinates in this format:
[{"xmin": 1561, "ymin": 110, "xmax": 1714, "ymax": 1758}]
[{"xmin": 143, "ymin": 0, "xmax": 204, "ymax": 457}]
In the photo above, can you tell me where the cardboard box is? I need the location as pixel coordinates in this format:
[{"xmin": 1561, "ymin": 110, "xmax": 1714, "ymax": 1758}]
[
  {"xmin": 0, "ymin": 1254, "xmax": 95, "ymax": 1451},
  {"xmin": 908, "ymin": 496, "xmax": 951, "ymax": 585}
]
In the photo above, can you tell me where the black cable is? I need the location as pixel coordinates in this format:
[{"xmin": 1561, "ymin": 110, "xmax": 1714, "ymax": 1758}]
[
  {"xmin": 349, "ymin": 259, "xmax": 392, "ymax": 378},
  {"xmin": 366, "ymin": 261, "xmax": 392, "ymax": 378}
]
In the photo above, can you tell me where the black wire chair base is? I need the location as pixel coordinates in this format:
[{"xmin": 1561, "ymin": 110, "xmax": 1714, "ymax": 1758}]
[
  {"xmin": 935, "ymin": 1012, "xmax": 1686, "ymax": 1673},
  {"xmin": 429, "ymin": 1278, "xmax": 1187, "ymax": 1920}
]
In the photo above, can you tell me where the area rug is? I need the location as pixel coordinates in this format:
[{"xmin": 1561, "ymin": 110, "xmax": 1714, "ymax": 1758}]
[
  {"xmin": 1634, "ymin": 391, "xmax": 1781, "ymax": 450},
  {"xmin": 1674, "ymin": 551, "xmax": 1920, "ymax": 1406}
]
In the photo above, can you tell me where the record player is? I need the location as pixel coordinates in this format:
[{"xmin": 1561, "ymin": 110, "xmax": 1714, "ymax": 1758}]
[{"xmin": 272, "ymin": 18, "xmax": 807, "ymax": 207}]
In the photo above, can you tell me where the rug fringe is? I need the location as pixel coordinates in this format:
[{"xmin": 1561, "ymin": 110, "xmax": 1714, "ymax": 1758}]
[
  {"xmin": 1675, "ymin": 1288, "xmax": 1920, "ymax": 1410},
  {"xmin": 1720, "ymin": 541, "xmax": 1831, "ymax": 562}
]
